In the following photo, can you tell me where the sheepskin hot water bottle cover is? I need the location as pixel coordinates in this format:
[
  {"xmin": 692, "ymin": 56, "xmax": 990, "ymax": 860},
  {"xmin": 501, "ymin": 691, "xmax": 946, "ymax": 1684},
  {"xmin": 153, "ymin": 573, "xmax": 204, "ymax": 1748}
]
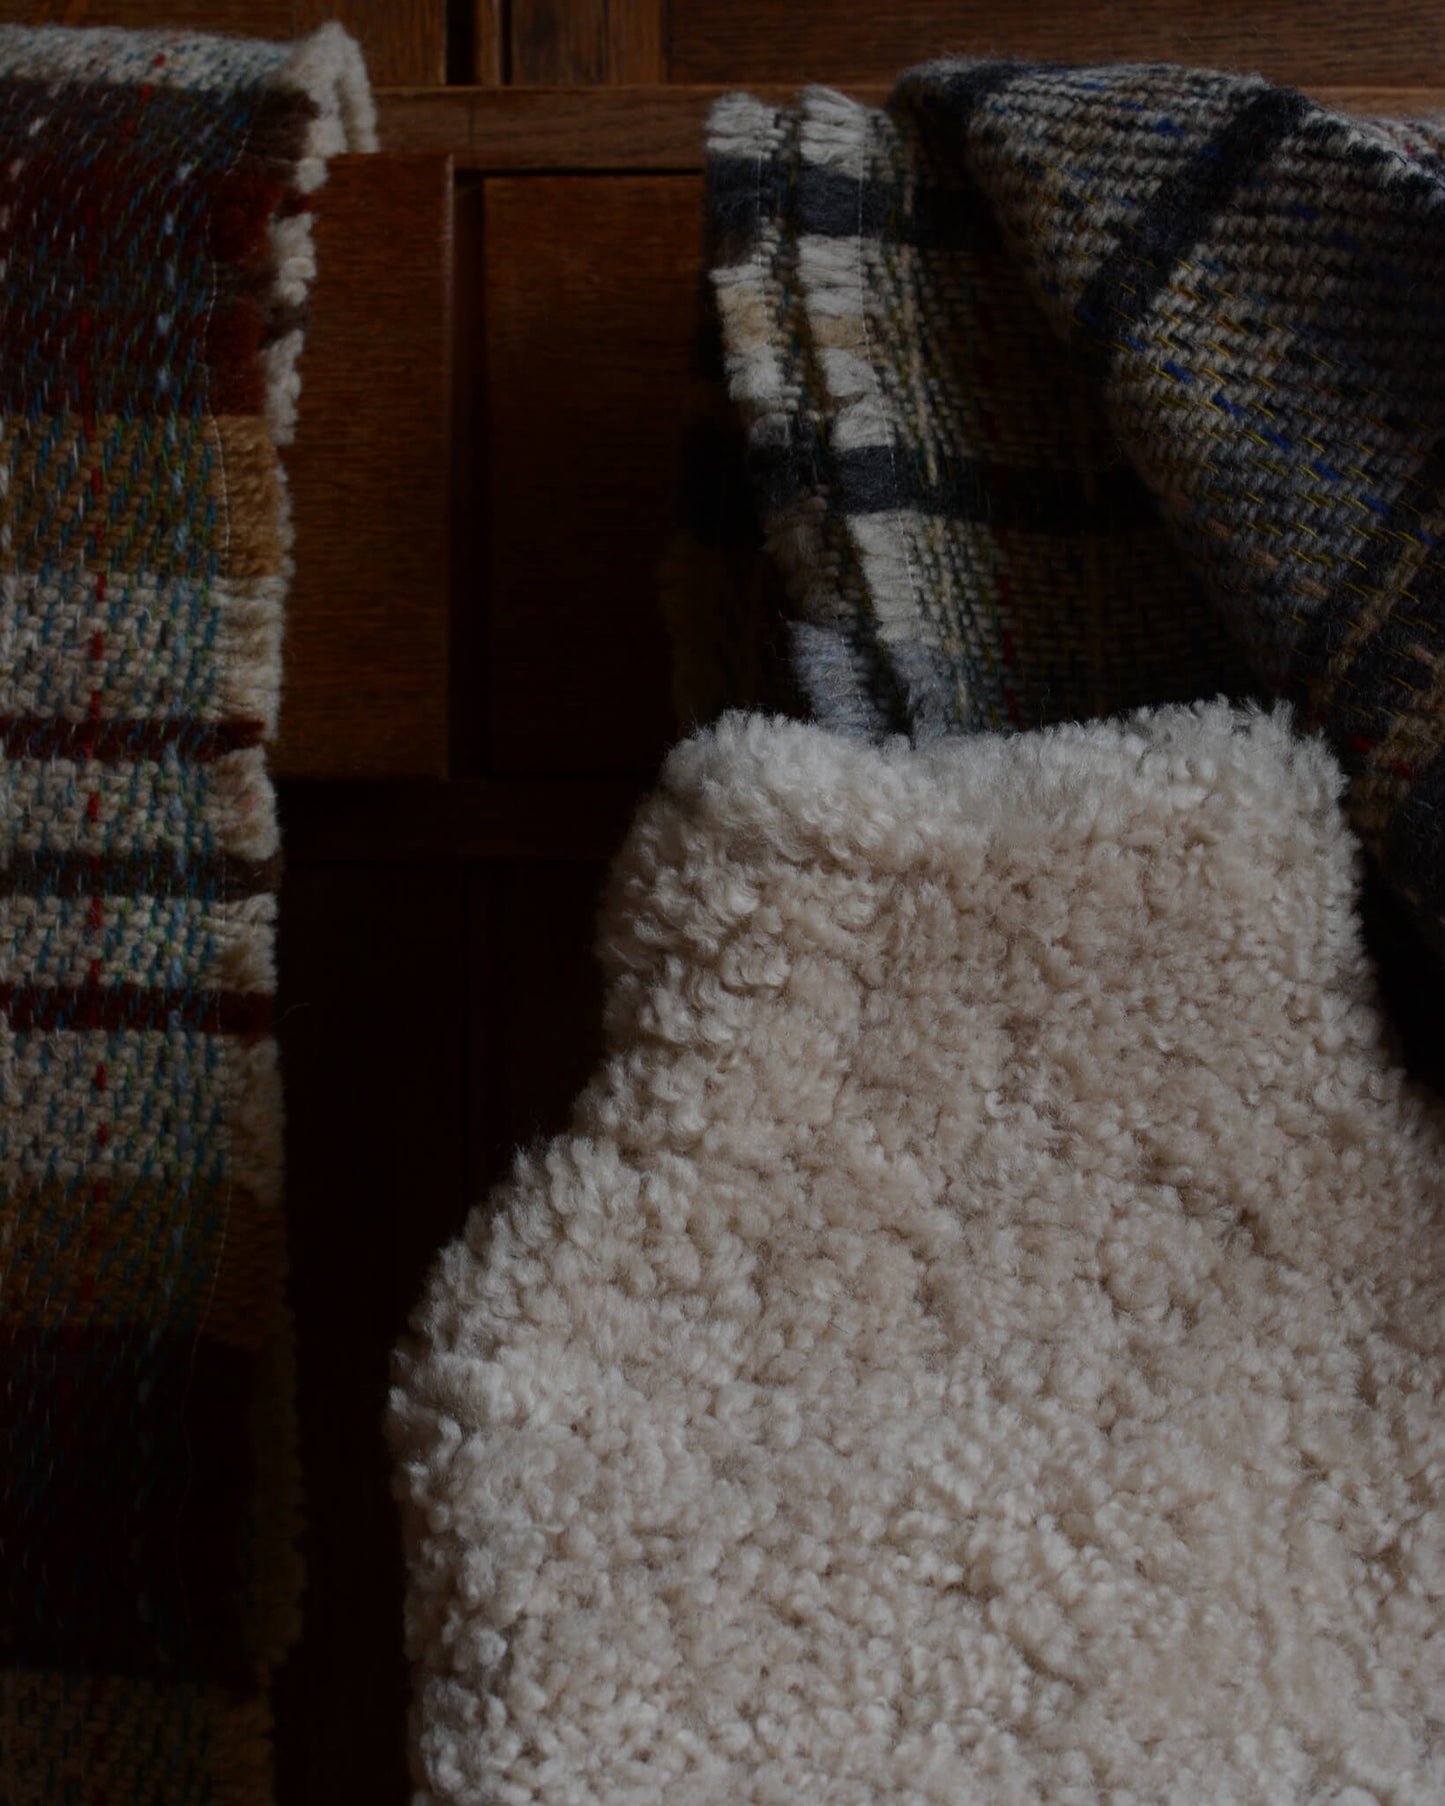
[
  {"xmin": 392, "ymin": 58, "xmax": 1445, "ymax": 1806},
  {"xmin": 392, "ymin": 705, "xmax": 1445, "ymax": 1804}
]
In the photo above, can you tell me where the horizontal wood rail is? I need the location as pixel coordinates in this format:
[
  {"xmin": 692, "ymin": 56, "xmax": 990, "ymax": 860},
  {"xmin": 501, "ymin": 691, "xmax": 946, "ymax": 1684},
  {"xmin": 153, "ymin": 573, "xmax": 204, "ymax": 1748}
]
[{"xmin": 376, "ymin": 84, "xmax": 1445, "ymax": 170}]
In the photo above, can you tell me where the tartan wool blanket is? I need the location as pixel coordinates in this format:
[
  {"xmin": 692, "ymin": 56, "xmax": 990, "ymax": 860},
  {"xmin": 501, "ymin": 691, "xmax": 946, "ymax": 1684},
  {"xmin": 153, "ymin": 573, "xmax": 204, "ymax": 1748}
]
[
  {"xmin": 0, "ymin": 25, "xmax": 373, "ymax": 1805},
  {"xmin": 671, "ymin": 63, "xmax": 1445, "ymax": 964}
]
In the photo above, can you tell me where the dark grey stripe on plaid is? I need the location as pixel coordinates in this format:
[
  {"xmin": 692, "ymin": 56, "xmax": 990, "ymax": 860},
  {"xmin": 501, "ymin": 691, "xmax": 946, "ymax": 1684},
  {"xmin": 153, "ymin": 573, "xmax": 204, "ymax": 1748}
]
[
  {"xmin": 708, "ymin": 66, "xmax": 1030, "ymax": 255},
  {"xmin": 833, "ymin": 446, "xmax": 1159, "ymax": 530},
  {"xmin": 898, "ymin": 60, "xmax": 1036, "ymax": 140},
  {"xmin": 708, "ymin": 155, "xmax": 1002, "ymax": 253},
  {"xmin": 0, "ymin": 717, "xmax": 264, "ymax": 761},
  {"xmin": 0, "ymin": 852, "xmax": 280, "ymax": 899},
  {"xmin": 769, "ymin": 103, "xmax": 909, "ymax": 739},
  {"xmin": 1075, "ymin": 86, "xmax": 1315, "ymax": 373},
  {"xmin": 748, "ymin": 433, "xmax": 1158, "ymax": 534}
]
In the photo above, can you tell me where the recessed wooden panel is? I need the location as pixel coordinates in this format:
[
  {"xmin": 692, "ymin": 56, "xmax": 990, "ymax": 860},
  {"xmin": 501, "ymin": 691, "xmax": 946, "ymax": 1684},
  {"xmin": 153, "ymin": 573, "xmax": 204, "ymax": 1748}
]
[
  {"xmin": 508, "ymin": 0, "xmax": 663, "ymax": 83},
  {"xmin": 278, "ymin": 153, "xmax": 452, "ymax": 779},
  {"xmin": 668, "ymin": 0, "xmax": 1445, "ymax": 87},
  {"xmin": 449, "ymin": 179, "xmax": 487, "ymax": 776},
  {"xmin": 272, "ymin": 862, "xmax": 470, "ymax": 1806},
  {"xmin": 482, "ymin": 175, "xmax": 698, "ymax": 775},
  {"xmin": 0, "ymin": 1, "xmax": 447, "ymax": 84},
  {"xmin": 473, "ymin": 0, "xmax": 502, "ymax": 82}
]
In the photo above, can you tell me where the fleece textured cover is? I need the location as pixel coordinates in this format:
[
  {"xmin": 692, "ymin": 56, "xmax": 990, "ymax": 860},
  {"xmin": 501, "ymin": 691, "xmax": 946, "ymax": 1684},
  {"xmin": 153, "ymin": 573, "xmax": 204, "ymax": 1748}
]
[{"xmin": 390, "ymin": 705, "xmax": 1445, "ymax": 1806}]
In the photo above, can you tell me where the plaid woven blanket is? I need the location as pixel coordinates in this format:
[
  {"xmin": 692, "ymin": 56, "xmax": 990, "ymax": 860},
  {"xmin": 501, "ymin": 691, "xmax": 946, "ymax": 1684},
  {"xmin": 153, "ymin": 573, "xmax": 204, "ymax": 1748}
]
[
  {"xmin": 673, "ymin": 64, "xmax": 1445, "ymax": 960},
  {"xmin": 0, "ymin": 26, "xmax": 373, "ymax": 1804}
]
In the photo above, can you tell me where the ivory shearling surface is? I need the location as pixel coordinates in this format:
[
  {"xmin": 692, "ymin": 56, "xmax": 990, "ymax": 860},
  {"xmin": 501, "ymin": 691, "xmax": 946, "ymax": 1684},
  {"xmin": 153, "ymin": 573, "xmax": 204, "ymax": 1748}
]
[{"xmin": 390, "ymin": 705, "xmax": 1445, "ymax": 1805}]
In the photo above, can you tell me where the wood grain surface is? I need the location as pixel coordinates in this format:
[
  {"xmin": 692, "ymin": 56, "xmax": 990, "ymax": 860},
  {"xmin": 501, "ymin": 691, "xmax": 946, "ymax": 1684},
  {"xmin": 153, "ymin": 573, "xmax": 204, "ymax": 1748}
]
[
  {"xmin": 667, "ymin": 0, "xmax": 1445, "ymax": 87},
  {"xmin": 0, "ymin": 0, "xmax": 448, "ymax": 83},
  {"xmin": 277, "ymin": 153, "xmax": 453, "ymax": 780},
  {"xmin": 448, "ymin": 179, "xmax": 489, "ymax": 776},
  {"xmin": 482, "ymin": 174, "xmax": 698, "ymax": 775},
  {"xmin": 507, "ymin": 0, "xmax": 664, "ymax": 84},
  {"xmin": 473, "ymin": 0, "xmax": 502, "ymax": 82},
  {"xmin": 293, "ymin": 0, "xmax": 444, "ymax": 83},
  {"xmin": 4, "ymin": 0, "xmax": 1440, "ymax": 90}
]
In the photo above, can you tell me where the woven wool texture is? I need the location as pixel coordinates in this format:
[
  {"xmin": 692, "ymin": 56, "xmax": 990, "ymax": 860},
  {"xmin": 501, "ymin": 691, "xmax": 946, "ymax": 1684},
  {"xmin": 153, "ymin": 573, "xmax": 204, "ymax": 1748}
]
[
  {"xmin": 391, "ymin": 705, "xmax": 1445, "ymax": 1805},
  {"xmin": 0, "ymin": 26, "xmax": 374, "ymax": 1805},
  {"xmin": 671, "ymin": 65, "xmax": 1445, "ymax": 958}
]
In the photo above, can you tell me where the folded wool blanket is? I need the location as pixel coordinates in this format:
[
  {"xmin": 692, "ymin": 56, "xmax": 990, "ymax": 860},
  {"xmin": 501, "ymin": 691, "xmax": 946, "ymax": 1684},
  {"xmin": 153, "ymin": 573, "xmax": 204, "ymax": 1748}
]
[
  {"xmin": 0, "ymin": 24, "xmax": 374, "ymax": 1805},
  {"xmin": 390, "ymin": 703, "xmax": 1445, "ymax": 1805},
  {"xmin": 668, "ymin": 64, "xmax": 1445, "ymax": 962}
]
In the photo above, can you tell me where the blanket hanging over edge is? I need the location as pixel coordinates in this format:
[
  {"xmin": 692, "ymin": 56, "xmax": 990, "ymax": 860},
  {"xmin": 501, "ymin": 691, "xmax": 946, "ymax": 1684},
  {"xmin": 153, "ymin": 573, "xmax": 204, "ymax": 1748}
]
[{"xmin": 668, "ymin": 63, "xmax": 1445, "ymax": 959}]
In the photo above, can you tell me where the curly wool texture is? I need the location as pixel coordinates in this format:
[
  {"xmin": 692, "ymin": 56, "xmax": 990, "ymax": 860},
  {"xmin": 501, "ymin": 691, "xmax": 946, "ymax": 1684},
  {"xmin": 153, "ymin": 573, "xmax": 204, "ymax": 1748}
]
[{"xmin": 390, "ymin": 706, "xmax": 1445, "ymax": 1806}]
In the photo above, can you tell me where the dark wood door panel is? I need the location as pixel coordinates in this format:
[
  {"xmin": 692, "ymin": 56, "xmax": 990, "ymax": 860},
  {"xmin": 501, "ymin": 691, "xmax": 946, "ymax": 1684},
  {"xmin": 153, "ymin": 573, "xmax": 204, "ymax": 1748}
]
[
  {"xmin": 279, "ymin": 153, "xmax": 453, "ymax": 780},
  {"xmin": 506, "ymin": 0, "xmax": 664, "ymax": 84},
  {"xmin": 482, "ymin": 173, "xmax": 700, "ymax": 776}
]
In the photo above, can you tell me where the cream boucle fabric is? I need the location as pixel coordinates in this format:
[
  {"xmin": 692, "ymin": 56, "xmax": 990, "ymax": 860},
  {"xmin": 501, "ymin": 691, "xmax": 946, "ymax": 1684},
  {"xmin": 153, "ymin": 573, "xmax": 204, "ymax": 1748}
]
[{"xmin": 389, "ymin": 705, "xmax": 1445, "ymax": 1806}]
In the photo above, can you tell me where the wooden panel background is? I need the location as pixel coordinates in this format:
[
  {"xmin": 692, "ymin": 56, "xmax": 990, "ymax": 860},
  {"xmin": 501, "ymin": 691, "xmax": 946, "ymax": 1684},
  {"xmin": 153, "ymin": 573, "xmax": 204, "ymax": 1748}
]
[
  {"xmin": 279, "ymin": 153, "xmax": 453, "ymax": 780},
  {"xmin": 483, "ymin": 174, "xmax": 698, "ymax": 774},
  {"xmin": 666, "ymin": 0, "xmax": 1445, "ymax": 85},
  {"xmin": 510, "ymin": 0, "xmax": 663, "ymax": 83},
  {"xmin": 1, "ymin": 3, "xmax": 1438, "ymax": 1802}
]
